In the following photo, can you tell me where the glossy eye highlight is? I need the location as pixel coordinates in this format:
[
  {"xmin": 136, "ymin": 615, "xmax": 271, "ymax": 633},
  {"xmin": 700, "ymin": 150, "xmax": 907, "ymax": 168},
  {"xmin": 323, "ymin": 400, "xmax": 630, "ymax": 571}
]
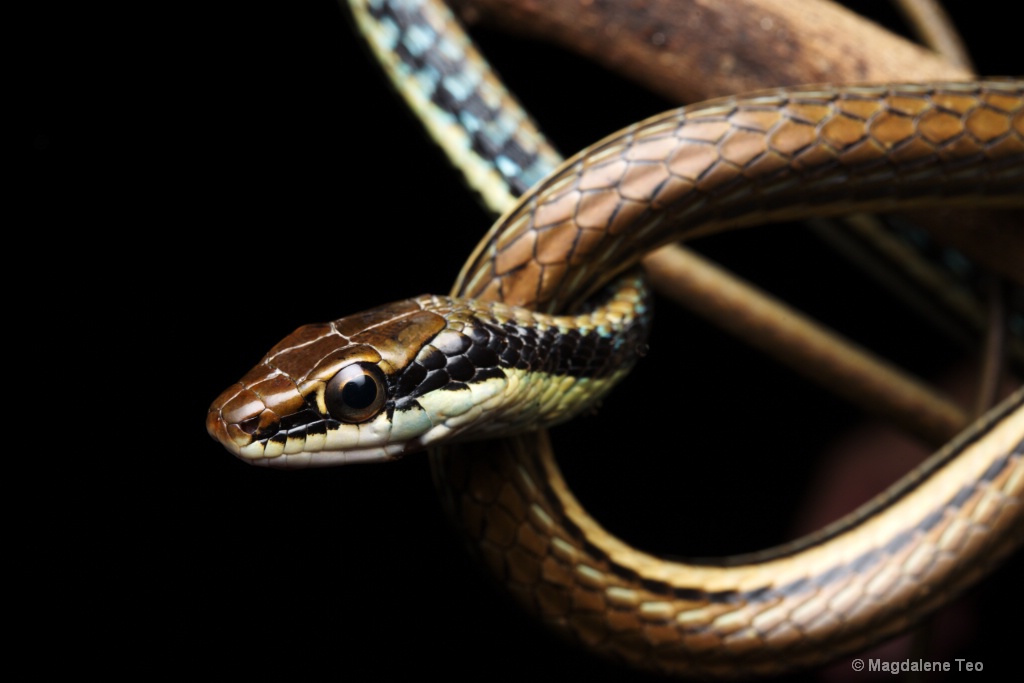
[{"xmin": 325, "ymin": 363, "xmax": 387, "ymax": 423}]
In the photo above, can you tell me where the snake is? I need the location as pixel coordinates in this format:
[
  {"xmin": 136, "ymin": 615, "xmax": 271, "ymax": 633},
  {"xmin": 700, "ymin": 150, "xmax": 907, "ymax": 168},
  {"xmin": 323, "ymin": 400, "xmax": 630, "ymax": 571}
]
[{"xmin": 207, "ymin": 0, "xmax": 1024, "ymax": 676}]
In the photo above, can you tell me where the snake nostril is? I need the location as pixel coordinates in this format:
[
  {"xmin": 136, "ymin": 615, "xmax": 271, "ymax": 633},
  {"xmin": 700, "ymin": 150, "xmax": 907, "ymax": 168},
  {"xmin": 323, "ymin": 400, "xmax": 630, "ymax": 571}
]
[{"xmin": 238, "ymin": 415, "xmax": 262, "ymax": 436}]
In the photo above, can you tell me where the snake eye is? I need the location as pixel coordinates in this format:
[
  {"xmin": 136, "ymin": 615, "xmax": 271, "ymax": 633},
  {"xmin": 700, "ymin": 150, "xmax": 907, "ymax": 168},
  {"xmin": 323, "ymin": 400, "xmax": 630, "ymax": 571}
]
[{"xmin": 325, "ymin": 363, "xmax": 387, "ymax": 423}]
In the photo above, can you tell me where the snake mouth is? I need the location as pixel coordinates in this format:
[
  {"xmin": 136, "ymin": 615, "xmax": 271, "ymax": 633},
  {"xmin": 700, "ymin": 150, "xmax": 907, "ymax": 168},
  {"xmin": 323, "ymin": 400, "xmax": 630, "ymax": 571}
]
[{"xmin": 248, "ymin": 445, "xmax": 410, "ymax": 468}]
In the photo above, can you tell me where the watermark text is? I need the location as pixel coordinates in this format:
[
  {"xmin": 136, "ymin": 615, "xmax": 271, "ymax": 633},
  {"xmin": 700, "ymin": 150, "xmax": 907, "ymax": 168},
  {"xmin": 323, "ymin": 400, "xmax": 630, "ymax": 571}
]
[{"xmin": 850, "ymin": 658, "xmax": 984, "ymax": 674}]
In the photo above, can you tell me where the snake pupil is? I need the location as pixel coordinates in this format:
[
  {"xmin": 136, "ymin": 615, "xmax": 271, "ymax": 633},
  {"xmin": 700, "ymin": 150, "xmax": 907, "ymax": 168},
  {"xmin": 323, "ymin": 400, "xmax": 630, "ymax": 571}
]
[
  {"xmin": 342, "ymin": 375, "xmax": 377, "ymax": 409},
  {"xmin": 325, "ymin": 362, "xmax": 387, "ymax": 423}
]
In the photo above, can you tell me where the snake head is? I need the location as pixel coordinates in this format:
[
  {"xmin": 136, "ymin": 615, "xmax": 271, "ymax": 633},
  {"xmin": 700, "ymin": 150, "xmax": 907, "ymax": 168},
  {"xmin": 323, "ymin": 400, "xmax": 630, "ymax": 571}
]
[
  {"xmin": 207, "ymin": 294, "xmax": 541, "ymax": 467},
  {"xmin": 206, "ymin": 296, "xmax": 465, "ymax": 467}
]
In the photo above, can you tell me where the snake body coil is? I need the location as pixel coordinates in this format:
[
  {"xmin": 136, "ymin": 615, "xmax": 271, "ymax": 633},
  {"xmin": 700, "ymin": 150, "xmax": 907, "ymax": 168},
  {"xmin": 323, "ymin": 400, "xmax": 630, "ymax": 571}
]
[{"xmin": 208, "ymin": 0, "xmax": 1024, "ymax": 676}]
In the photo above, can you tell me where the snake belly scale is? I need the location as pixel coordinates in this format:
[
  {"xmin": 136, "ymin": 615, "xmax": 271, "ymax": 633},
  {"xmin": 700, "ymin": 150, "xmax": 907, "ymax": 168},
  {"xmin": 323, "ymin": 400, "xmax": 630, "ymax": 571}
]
[{"xmin": 207, "ymin": 0, "xmax": 1024, "ymax": 676}]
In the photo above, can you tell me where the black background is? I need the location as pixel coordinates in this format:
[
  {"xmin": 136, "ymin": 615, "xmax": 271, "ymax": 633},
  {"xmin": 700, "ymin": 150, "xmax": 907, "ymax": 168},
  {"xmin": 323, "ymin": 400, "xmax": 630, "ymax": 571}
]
[{"xmin": 29, "ymin": 1, "xmax": 1021, "ymax": 680}]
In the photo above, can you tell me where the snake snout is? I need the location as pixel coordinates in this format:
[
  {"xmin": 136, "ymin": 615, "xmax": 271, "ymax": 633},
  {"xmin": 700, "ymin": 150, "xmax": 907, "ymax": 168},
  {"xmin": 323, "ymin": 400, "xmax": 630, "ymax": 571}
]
[
  {"xmin": 206, "ymin": 383, "xmax": 273, "ymax": 455},
  {"xmin": 207, "ymin": 371, "xmax": 305, "ymax": 462}
]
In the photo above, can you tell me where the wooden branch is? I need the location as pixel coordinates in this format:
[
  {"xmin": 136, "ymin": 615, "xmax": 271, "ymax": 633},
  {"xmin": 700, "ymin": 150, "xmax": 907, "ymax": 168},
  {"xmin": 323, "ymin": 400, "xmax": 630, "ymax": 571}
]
[
  {"xmin": 644, "ymin": 245, "xmax": 969, "ymax": 445},
  {"xmin": 894, "ymin": 0, "xmax": 973, "ymax": 70},
  {"xmin": 452, "ymin": 0, "xmax": 971, "ymax": 102}
]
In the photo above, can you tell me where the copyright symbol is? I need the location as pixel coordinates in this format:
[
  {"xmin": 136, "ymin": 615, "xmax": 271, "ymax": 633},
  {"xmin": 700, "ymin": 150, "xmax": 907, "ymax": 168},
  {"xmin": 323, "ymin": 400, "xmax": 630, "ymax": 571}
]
[{"xmin": 852, "ymin": 659, "xmax": 864, "ymax": 672}]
